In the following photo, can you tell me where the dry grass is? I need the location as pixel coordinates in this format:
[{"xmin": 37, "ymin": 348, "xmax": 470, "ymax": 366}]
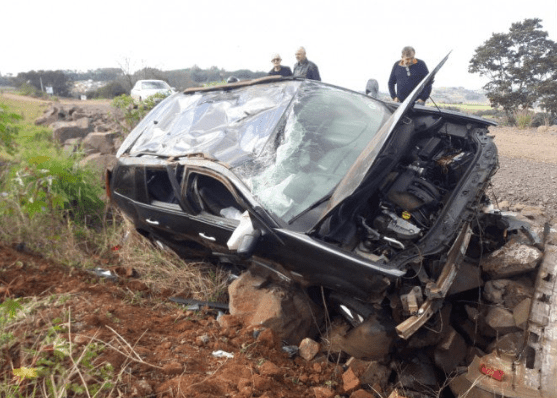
[
  {"xmin": 113, "ymin": 216, "xmax": 231, "ymax": 301},
  {"xmin": 0, "ymin": 201, "xmax": 231, "ymax": 303}
]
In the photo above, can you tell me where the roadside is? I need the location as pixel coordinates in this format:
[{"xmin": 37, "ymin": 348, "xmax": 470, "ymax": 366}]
[
  {"xmin": 0, "ymin": 92, "xmax": 114, "ymax": 115},
  {"xmin": 1, "ymin": 94, "xmax": 557, "ymax": 397},
  {"xmin": 489, "ymin": 126, "xmax": 557, "ymax": 218}
]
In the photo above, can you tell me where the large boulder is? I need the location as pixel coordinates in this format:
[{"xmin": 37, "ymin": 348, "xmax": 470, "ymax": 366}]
[
  {"xmin": 82, "ymin": 132, "xmax": 116, "ymax": 155},
  {"xmin": 35, "ymin": 105, "xmax": 65, "ymax": 126},
  {"xmin": 52, "ymin": 117, "xmax": 92, "ymax": 143},
  {"xmin": 480, "ymin": 236, "xmax": 543, "ymax": 278},
  {"xmin": 79, "ymin": 153, "xmax": 117, "ymax": 172},
  {"xmin": 228, "ymin": 271, "xmax": 321, "ymax": 345},
  {"xmin": 62, "ymin": 138, "xmax": 82, "ymax": 155}
]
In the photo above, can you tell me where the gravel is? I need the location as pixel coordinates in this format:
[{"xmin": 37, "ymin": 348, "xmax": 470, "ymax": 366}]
[{"xmin": 488, "ymin": 126, "xmax": 557, "ymax": 220}]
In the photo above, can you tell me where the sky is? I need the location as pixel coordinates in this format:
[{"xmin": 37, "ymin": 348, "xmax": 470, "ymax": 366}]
[{"xmin": 3, "ymin": 0, "xmax": 557, "ymax": 92}]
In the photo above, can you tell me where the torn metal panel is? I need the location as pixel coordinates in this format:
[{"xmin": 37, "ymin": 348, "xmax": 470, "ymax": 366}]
[
  {"xmin": 463, "ymin": 244, "xmax": 557, "ymax": 398},
  {"xmin": 396, "ymin": 224, "xmax": 471, "ymax": 340}
]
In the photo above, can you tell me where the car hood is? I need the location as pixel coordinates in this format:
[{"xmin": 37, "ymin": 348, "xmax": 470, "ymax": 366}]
[{"xmin": 321, "ymin": 52, "xmax": 451, "ymax": 220}]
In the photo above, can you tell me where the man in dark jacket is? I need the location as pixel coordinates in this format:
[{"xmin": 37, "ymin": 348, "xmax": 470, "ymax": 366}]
[
  {"xmin": 293, "ymin": 47, "xmax": 321, "ymax": 81},
  {"xmin": 268, "ymin": 54, "xmax": 293, "ymax": 77},
  {"xmin": 388, "ymin": 46, "xmax": 431, "ymax": 104}
]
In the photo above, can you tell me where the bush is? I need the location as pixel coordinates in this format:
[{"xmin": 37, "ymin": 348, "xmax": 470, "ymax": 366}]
[
  {"xmin": 111, "ymin": 93, "xmax": 168, "ymax": 133},
  {"xmin": 2, "ymin": 154, "xmax": 105, "ymax": 222},
  {"xmin": 86, "ymin": 81, "xmax": 127, "ymax": 99},
  {"xmin": 514, "ymin": 109, "xmax": 533, "ymax": 129},
  {"xmin": 17, "ymin": 82, "xmax": 45, "ymax": 98},
  {"xmin": 531, "ymin": 112, "xmax": 552, "ymax": 127},
  {"xmin": 1, "ymin": 102, "xmax": 104, "ymax": 223}
]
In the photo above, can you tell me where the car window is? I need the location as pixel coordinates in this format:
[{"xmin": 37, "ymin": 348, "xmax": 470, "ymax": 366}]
[
  {"xmin": 237, "ymin": 84, "xmax": 391, "ymax": 222},
  {"xmin": 142, "ymin": 81, "xmax": 167, "ymax": 90}
]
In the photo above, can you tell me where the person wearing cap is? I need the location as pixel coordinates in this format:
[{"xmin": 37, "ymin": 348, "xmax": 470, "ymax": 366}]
[
  {"xmin": 293, "ymin": 47, "xmax": 321, "ymax": 81},
  {"xmin": 268, "ymin": 54, "xmax": 293, "ymax": 77},
  {"xmin": 388, "ymin": 46, "xmax": 431, "ymax": 104}
]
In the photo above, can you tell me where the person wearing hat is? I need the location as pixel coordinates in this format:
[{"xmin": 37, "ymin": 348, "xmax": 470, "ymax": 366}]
[
  {"xmin": 388, "ymin": 46, "xmax": 431, "ymax": 104},
  {"xmin": 268, "ymin": 54, "xmax": 293, "ymax": 77}
]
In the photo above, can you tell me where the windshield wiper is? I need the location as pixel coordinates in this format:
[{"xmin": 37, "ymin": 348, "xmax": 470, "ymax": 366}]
[{"xmin": 288, "ymin": 193, "xmax": 332, "ymax": 224}]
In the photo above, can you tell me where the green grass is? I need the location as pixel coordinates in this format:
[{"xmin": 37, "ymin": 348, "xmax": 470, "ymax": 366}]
[
  {"xmin": 429, "ymin": 102, "xmax": 492, "ymax": 111},
  {"xmin": 0, "ymin": 98, "xmax": 231, "ymax": 300},
  {"xmin": 0, "ymin": 296, "xmax": 119, "ymax": 397},
  {"xmin": 0, "ymin": 95, "xmax": 49, "ymax": 123}
]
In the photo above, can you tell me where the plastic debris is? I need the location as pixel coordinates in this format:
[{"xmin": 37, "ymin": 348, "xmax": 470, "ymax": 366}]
[
  {"xmin": 282, "ymin": 345, "xmax": 299, "ymax": 358},
  {"xmin": 212, "ymin": 350, "xmax": 234, "ymax": 359},
  {"xmin": 169, "ymin": 297, "xmax": 229, "ymax": 311},
  {"xmin": 480, "ymin": 364, "xmax": 504, "ymax": 381},
  {"xmin": 90, "ymin": 267, "xmax": 118, "ymax": 281}
]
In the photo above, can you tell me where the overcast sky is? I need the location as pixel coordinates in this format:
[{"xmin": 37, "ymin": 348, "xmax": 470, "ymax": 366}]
[{"xmin": 3, "ymin": 0, "xmax": 557, "ymax": 92}]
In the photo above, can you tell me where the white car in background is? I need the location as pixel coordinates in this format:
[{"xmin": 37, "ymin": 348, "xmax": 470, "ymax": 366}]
[{"xmin": 130, "ymin": 80, "xmax": 175, "ymax": 101}]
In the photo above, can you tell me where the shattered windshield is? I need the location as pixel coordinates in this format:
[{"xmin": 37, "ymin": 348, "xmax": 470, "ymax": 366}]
[
  {"xmin": 118, "ymin": 80, "xmax": 391, "ymax": 223},
  {"xmin": 235, "ymin": 83, "xmax": 391, "ymax": 222}
]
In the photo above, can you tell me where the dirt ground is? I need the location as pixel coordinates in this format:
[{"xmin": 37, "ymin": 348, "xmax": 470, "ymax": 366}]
[
  {"xmin": 0, "ymin": 92, "xmax": 114, "ymax": 114},
  {"xmin": 489, "ymin": 126, "xmax": 557, "ymax": 219},
  {"xmin": 0, "ymin": 244, "xmax": 345, "ymax": 397},
  {"xmin": 1, "ymin": 96, "xmax": 557, "ymax": 397}
]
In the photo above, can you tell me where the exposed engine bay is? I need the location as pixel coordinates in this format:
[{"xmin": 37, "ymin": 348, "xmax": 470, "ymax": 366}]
[{"xmin": 353, "ymin": 116, "xmax": 489, "ymax": 265}]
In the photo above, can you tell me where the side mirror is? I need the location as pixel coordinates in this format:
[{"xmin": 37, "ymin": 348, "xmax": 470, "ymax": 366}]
[
  {"xmin": 227, "ymin": 211, "xmax": 261, "ymax": 259},
  {"xmin": 237, "ymin": 229, "xmax": 261, "ymax": 259}
]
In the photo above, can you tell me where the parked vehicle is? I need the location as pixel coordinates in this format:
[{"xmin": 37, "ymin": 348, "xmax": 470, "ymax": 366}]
[
  {"xmin": 130, "ymin": 79, "xmax": 175, "ymax": 102},
  {"xmin": 108, "ymin": 54, "xmax": 500, "ymax": 345}
]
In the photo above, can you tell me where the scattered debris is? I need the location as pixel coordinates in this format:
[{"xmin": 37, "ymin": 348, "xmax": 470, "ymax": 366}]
[
  {"xmin": 90, "ymin": 267, "xmax": 118, "ymax": 281},
  {"xmin": 298, "ymin": 338, "xmax": 321, "ymax": 361},
  {"xmin": 211, "ymin": 350, "xmax": 234, "ymax": 359},
  {"xmin": 169, "ymin": 297, "xmax": 229, "ymax": 311}
]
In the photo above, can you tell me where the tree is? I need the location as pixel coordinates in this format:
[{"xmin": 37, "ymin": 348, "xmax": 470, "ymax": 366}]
[
  {"xmin": 117, "ymin": 57, "xmax": 137, "ymax": 91},
  {"xmin": 469, "ymin": 18, "xmax": 557, "ymax": 122},
  {"xmin": 15, "ymin": 70, "xmax": 72, "ymax": 97}
]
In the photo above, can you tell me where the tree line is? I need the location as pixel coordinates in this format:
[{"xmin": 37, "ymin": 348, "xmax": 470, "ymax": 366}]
[{"xmin": 0, "ymin": 66, "xmax": 266, "ymax": 99}]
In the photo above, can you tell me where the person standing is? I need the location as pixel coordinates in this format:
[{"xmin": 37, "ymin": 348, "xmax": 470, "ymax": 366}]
[
  {"xmin": 365, "ymin": 79, "xmax": 379, "ymax": 98},
  {"xmin": 293, "ymin": 47, "xmax": 321, "ymax": 81},
  {"xmin": 388, "ymin": 46, "xmax": 431, "ymax": 104},
  {"xmin": 268, "ymin": 54, "xmax": 293, "ymax": 77}
]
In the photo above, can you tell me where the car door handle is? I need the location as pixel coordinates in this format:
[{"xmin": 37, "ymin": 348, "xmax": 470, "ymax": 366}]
[
  {"xmin": 199, "ymin": 233, "xmax": 216, "ymax": 242},
  {"xmin": 146, "ymin": 218, "xmax": 160, "ymax": 225}
]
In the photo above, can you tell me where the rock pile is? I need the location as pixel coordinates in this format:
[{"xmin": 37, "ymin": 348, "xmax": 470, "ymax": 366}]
[
  {"xmin": 227, "ymin": 206, "xmax": 557, "ymax": 398},
  {"xmin": 35, "ymin": 104, "xmax": 124, "ymax": 172}
]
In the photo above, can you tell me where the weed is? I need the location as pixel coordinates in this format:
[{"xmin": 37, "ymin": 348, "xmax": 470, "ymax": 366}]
[
  {"xmin": 111, "ymin": 93, "xmax": 168, "ymax": 134},
  {"xmin": 0, "ymin": 103, "xmax": 22, "ymax": 155},
  {"xmin": 1, "ymin": 299, "xmax": 118, "ymax": 397},
  {"xmin": 514, "ymin": 109, "xmax": 533, "ymax": 129}
]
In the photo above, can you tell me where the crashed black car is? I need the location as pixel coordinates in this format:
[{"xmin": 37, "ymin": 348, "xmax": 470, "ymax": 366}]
[{"xmin": 108, "ymin": 55, "xmax": 498, "ymax": 344}]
